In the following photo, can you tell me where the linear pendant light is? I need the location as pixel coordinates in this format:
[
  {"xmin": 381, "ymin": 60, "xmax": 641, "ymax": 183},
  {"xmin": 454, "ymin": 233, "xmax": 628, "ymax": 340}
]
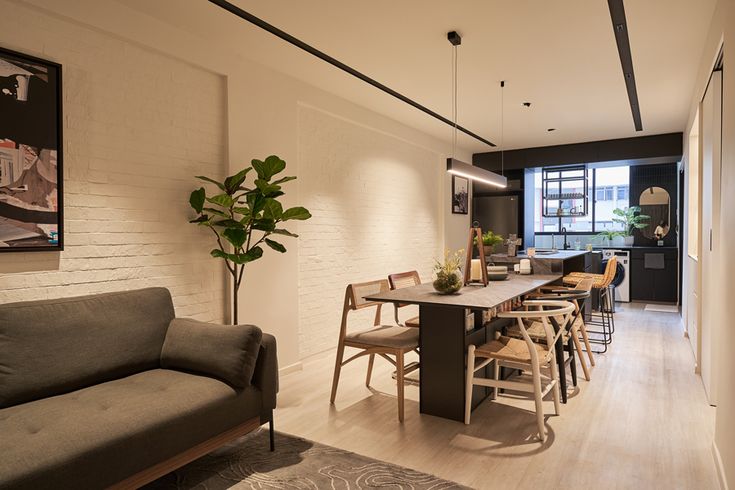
[{"xmin": 445, "ymin": 31, "xmax": 507, "ymax": 188}]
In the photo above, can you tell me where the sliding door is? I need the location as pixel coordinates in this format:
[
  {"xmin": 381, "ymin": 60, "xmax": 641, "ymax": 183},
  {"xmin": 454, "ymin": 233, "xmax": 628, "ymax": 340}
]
[{"xmin": 700, "ymin": 69, "xmax": 722, "ymax": 406}]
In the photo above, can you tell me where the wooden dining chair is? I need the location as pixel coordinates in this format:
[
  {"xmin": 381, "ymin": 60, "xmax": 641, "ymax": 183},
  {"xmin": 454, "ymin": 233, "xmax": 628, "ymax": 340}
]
[
  {"xmin": 330, "ymin": 279, "xmax": 420, "ymax": 422},
  {"xmin": 465, "ymin": 300, "xmax": 575, "ymax": 442},
  {"xmin": 388, "ymin": 271, "xmax": 421, "ymax": 328}
]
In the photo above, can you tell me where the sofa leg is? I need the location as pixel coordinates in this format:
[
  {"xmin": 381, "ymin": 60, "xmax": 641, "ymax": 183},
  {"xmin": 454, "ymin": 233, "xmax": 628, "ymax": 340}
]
[{"xmin": 269, "ymin": 416, "xmax": 275, "ymax": 452}]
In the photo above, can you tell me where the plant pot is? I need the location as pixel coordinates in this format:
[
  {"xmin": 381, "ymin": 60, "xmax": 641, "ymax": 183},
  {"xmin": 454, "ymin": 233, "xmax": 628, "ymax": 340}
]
[
  {"xmin": 623, "ymin": 235, "xmax": 634, "ymax": 246},
  {"xmin": 433, "ymin": 272, "xmax": 463, "ymax": 295},
  {"xmin": 483, "ymin": 244, "xmax": 497, "ymax": 256}
]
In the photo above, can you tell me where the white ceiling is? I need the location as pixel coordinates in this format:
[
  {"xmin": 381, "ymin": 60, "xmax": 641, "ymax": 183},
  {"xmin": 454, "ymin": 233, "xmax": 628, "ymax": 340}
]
[{"xmin": 117, "ymin": 0, "xmax": 716, "ymax": 154}]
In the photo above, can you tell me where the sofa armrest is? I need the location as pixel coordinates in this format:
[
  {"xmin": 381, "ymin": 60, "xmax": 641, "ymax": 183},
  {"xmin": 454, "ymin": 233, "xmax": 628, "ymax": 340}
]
[{"xmin": 252, "ymin": 333, "xmax": 278, "ymax": 411}]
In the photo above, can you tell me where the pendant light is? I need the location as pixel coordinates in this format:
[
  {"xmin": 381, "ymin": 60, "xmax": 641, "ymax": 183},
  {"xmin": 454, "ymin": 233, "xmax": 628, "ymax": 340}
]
[{"xmin": 445, "ymin": 31, "xmax": 507, "ymax": 188}]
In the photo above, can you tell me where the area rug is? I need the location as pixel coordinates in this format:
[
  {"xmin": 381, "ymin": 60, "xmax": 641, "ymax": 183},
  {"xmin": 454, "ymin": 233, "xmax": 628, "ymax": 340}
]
[
  {"xmin": 644, "ymin": 304, "xmax": 679, "ymax": 313},
  {"xmin": 144, "ymin": 429, "xmax": 468, "ymax": 489}
]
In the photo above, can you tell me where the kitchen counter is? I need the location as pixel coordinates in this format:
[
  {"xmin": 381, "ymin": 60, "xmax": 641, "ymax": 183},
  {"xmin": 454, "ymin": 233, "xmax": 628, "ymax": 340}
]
[{"xmin": 489, "ymin": 250, "xmax": 589, "ymax": 275}]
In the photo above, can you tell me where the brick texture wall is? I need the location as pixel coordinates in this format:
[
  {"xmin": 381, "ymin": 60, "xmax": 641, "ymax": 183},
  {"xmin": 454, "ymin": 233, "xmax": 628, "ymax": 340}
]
[
  {"xmin": 0, "ymin": 4, "xmax": 227, "ymax": 321},
  {"xmin": 297, "ymin": 106, "xmax": 443, "ymax": 357}
]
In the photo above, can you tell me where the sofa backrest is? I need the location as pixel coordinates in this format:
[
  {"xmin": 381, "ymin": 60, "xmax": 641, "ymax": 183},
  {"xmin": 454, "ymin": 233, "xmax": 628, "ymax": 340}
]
[{"xmin": 0, "ymin": 287, "xmax": 175, "ymax": 408}]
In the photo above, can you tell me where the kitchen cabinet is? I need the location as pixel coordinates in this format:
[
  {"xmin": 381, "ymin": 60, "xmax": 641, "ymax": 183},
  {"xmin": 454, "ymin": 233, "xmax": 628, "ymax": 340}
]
[{"xmin": 630, "ymin": 248, "xmax": 678, "ymax": 303}]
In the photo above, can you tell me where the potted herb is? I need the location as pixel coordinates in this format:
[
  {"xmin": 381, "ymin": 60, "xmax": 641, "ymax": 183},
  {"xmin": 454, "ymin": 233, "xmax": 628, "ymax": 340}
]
[
  {"xmin": 596, "ymin": 230, "xmax": 622, "ymax": 247},
  {"xmin": 188, "ymin": 155, "xmax": 311, "ymax": 324},
  {"xmin": 432, "ymin": 249, "xmax": 464, "ymax": 295},
  {"xmin": 612, "ymin": 206, "xmax": 650, "ymax": 246},
  {"xmin": 474, "ymin": 230, "xmax": 505, "ymax": 255}
]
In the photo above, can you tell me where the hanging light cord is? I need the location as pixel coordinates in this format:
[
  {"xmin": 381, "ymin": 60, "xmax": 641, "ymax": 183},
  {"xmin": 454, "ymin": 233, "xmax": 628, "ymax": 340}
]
[
  {"xmin": 452, "ymin": 44, "xmax": 458, "ymax": 159},
  {"xmin": 500, "ymin": 80, "xmax": 505, "ymax": 177}
]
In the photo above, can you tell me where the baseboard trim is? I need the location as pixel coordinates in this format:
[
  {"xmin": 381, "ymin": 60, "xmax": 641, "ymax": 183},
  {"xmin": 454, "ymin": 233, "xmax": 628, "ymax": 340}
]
[
  {"xmin": 279, "ymin": 362, "xmax": 303, "ymax": 376},
  {"xmin": 713, "ymin": 440, "xmax": 729, "ymax": 490}
]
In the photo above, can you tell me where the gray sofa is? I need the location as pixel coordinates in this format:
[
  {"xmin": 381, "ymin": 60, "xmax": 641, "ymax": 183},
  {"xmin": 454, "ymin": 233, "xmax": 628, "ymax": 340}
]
[{"xmin": 0, "ymin": 287, "xmax": 278, "ymax": 489}]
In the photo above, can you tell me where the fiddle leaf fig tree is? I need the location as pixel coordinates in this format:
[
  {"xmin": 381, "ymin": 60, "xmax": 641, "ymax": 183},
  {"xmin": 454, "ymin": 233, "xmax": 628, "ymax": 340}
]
[{"xmin": 188, "ymin": 155, "xmax": 311, "ymax": 324}]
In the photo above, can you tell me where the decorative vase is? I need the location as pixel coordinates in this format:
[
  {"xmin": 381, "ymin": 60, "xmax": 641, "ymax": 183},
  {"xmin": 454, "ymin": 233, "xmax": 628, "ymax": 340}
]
[
  {"xmin": 483, "ymin": 244, "xmax": 496, "ymax": 256},
  {"xmin": 433, "ymin": 271, "xmax": 463, "ymax": 295}
]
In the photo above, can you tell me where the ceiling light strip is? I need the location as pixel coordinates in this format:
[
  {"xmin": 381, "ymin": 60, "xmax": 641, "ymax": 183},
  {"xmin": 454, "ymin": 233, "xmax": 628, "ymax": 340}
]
[
  {"xmin": 208, "ymin": 0, "xmax": 496, "ymax": 147},
  {"xmin": 447, "ymin": 158, "xmax": 508, "ymax": 188},
  {"xmin": 607, "ymin": 0, "xmax": 643, "ymax": 131}
]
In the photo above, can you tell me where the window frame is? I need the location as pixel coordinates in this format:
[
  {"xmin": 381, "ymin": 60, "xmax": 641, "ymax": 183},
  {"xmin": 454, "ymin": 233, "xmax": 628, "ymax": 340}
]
[{"xmin": 535, "ymin": 166, "xmax": 631, "ymax": 235}]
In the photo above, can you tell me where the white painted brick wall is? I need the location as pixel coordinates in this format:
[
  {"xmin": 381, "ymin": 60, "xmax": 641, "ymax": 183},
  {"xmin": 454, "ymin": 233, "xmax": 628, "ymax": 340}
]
[
  {"xmin": 297, "ymin": 106, "xmax": 443, "ymax": 358},
  {"xmin": 0, "ymin": 4, "xmax": 227, "ymax": 322}
]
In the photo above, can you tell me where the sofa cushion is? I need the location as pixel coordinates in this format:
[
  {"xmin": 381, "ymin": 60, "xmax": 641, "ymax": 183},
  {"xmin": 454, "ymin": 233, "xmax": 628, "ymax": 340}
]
[
  {"xmin": 0, "ymin": 369, "xmax": 262, "ymax": 490},
  {"xmin": 161, "ymin": 319, "xmax": 263, "ymax": 388},
  {"xmin": 0, "ymin": 288, "xmax": 175, "ymax": 408}
]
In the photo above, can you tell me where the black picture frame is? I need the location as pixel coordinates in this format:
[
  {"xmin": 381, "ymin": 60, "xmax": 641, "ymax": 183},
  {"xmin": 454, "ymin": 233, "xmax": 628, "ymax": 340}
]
[
  {"xmin": 452, "ymin": 175, "xmax": 468, "ymax": 215},
  {"xmin": 0, "ymin": 46, "xmax": 63, "ymax": 252}
]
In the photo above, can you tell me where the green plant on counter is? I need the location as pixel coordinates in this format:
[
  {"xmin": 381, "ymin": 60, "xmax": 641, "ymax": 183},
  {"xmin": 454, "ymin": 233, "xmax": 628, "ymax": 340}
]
[
  {"xmin": 432, "ymin": 249, "xmax": 464, "ymax": 295},
  {"xmin": 596, "ymin": 230, "xmax": 622, "ymax": 244},
  {"xmin": 474, "ymin": 230, "xmax": 505, "ymax": 247},
  {"xmin": 188, "ymin": 155, "xmax": 311, "ymax": 324},
  {"xmin": 612, "ymin": 206, "xmax": 650, "ymax": 236}
]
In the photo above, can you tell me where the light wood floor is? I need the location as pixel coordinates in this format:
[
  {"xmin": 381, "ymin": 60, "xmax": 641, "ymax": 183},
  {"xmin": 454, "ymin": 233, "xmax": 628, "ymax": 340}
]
[{"xmin": 276, "ymin": 303, "xmax": 719, "ymax": 489}]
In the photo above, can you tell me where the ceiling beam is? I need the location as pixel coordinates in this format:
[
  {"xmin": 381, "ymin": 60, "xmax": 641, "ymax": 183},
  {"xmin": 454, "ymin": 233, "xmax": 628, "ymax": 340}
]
[
  {"xmin": 608, "ymin": 0, "xmax": 643, "ymax": 131},
  {"xmin": 208, "ymin": 0, "xmax": 496, "ymax": 147}
]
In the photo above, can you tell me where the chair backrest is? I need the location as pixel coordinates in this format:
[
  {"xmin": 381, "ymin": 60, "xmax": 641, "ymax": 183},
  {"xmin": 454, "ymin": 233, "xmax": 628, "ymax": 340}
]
[
  {"xmin": 338, "ymin": 280, "xmax": 389, "ymax": 341},
  {"xmin": 600, "ymin": 256, "xmax": 618, "ymax": 287},
  {"xmin": 574, "ymin": 277, "xmax": 594, "ymax": 292},
  {"xmin": 498, "ymin": 300, "xmax": 575, "ymax": 362},
  {"xmin": 388, "ymin": 271, "xmax": 420, "ymax": 310}
]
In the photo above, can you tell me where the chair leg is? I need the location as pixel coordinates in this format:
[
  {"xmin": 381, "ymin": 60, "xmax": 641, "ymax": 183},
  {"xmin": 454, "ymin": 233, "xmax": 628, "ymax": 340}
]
[
  {"xmin": 269, "ymin": 415, "xmax": 275, "ymax": 452},
  {"xmin": 579, "ymin": 322, "xmax": 596, "ymax": 366},
  {"xmin": 548, "ymin": 357, "xmax": 562, "ymax": 416},
  {"xmin": 572, "ymin": 331, "xmax": 591, "ymax": 381},
  {"xmin": 555, "ymin": 338, "xmax": 568, "ymax": 404},
  {"xmin": 365, "ymin": 353, "xmax": 375, "ymax": 387},
  {"xmin": 567, "ymin": 339, "xmax": 578, "ymax": 387},
  {"xmin": 531, "ymin": 361, "xmax": 546, "ymax": 442},
  {"xmin": 396, "ymin": 350, "xmax": 405, "ymax": 423},
  {"xmin": 465, "ymin": 345, "xmax": 476, "ymax": 424},
  {"xmin": 330, "ymin": 342, "xmax": 346, "ymax": 404},
  {"xmin": 492, "ymin": 358, "xmax": 500, "ymax": 400}
]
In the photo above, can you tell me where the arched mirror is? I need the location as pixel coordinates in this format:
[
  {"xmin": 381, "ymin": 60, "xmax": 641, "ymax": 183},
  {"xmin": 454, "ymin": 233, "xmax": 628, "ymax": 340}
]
[{"xmin": 639, "ymin": 186, "xmax": 670, "ymax": 239}]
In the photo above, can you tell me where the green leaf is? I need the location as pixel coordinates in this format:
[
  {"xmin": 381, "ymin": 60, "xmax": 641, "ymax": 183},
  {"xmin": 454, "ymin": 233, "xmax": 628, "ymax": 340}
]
[
  {"xmin": 273, "ymin": 228, "xmax": 298, "ymax": 238},
  {"xmin": 210, "ymin": 249, "xmax": 229, "ymax": 259},
  {"xmin": 252, "ymin": 155, "xmax": 286, "ymax": 181},
  {"xmin": 196, "ymin": 176, "xmax": 226, "ymax": 191},
  {"xmin": 224, "ymin": 168, "xmax": 251, "ymax": 194},
  {"xmin": 203, "ymin": 207, "xmax": 228, "ymax": 218},
  {"xmin": 247, "ymin": 193, "xmax": 267, "ymax": 215},
  {"xmin": 189, "ymin": 188, "xmax": 205, "ymax": 214},
  {"xmin": 223, "ymin": 227, "xmax": 247, "ymax": 248},
  {"xmin": 212, "ymin": 219, "xmax": 244, "ymax": 228},
  {"xmin": 263, "ymin": 199, "xmax": 283, "ymax": 220},
  {"xmin": 233, "ymin": 207, "xmax": 252, "ymax": 215},
  {"xmin": 265, "ymin": 238, "xmax": 286, "ymax": 253},
  {"xmin": 232, "ymin": 246, "xmax": 263, "ymax": 264},
  {"xmin": 282, "ymin": 206, "xmax": 312, "ymax": 221},
  {"xmin": 206, "ymin": 193, "xmax": 235, "ymax": 208},
  {"xmin": 252, "ymin": 218, "xmax": 276, "ymax": 232},
  {"xmin": 272, "ymin": 175, "xmax": 297, "ymax": 185},
  {"xmin": 255, "ymin": 179, "xmax": 282, "ymax": 196},
  {"xmin": 189, "ymin": 214, "xmax": 209, "ymax": 224}
]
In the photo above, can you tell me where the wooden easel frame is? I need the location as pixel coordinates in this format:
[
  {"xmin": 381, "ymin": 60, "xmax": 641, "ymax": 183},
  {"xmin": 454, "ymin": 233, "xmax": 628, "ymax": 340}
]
[{"xmin": 464, "ymin": 226, "xmax": 488, "ymax": 286}]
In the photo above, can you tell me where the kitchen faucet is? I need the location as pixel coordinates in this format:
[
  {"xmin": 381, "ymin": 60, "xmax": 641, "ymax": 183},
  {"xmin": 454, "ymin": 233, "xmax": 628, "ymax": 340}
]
[{"xmin": 562, "ymin": 227, "xmax": 570, "ymax": 250}]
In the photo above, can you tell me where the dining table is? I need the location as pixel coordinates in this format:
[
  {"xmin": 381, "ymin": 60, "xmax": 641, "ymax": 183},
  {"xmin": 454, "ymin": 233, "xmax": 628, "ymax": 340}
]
[{"xmin": 365, "ymin": 273, "xmax": 562, "ymax": 422}]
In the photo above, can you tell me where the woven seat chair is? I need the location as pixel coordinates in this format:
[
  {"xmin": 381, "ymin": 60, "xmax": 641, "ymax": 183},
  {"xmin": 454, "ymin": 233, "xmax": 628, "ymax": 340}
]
[
  {"xmin": 563, "ymin": 257, "xmax": 617, "ymax": 352},
  {"xmin": 507, "ymin": 278, "xmax": 595, "ymax": 397},
  {"xmin": 465, "ymin": 300, "xmax": 575, "ymax": 442},
  {"xmin": 330, "ymin": 279, "xmax": 419, "ymax": 422},
  {"xmin": 388, "ymin": 271, "xmax": 421, "ymax": 328}
]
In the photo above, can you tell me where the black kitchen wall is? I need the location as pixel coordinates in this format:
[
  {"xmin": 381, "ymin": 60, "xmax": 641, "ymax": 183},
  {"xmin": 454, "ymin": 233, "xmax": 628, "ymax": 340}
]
[{"xmin": 630, "ymin": 163, "xmax": 678, "ymax": 247}]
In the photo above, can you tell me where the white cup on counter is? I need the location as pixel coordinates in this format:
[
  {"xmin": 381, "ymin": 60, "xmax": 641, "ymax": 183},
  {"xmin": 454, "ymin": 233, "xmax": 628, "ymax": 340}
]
[{"xmin": 519, "ymin": 258, "xmax": 532, "ymax": 275}]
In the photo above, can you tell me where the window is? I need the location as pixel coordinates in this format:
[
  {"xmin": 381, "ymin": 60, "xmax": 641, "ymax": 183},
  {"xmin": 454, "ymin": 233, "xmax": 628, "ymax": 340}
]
[{"xmin": 533, "ymin": 164, "xmax": 630, "ymax": 234}]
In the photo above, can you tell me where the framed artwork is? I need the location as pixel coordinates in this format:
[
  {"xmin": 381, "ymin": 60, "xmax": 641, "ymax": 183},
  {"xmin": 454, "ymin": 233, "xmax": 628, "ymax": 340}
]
[
  {"xmin": 452, "ymin": 175, "xmax": 468, "ymax": 214},
  {"xmin": 0, "ymin": 47, "xmax": 63, "ymax": 252}
]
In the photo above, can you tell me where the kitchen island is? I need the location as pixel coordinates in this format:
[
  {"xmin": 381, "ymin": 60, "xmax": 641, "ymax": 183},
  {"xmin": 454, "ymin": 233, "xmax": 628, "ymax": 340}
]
[
  {"xmin": 365, "ymin": 273, "xmax": 561, "ymax": 422},
  {"xmin": 490, "ymin": 249, "xmax": 590, "ymax": 275}
]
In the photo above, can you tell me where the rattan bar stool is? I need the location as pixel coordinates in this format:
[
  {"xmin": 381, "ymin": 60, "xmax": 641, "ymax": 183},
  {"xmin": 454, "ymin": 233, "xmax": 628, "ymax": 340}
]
[
  {"xmin": 563, "ymin": 256, "xmax": 617, "ymax": 353},
  {"xmin": 330, "ymin": 279, "xmax": 419, "ymax": 422},
  {"xmin": 465, "ymin": 300, "xmax": 575, "ymax": 442}
]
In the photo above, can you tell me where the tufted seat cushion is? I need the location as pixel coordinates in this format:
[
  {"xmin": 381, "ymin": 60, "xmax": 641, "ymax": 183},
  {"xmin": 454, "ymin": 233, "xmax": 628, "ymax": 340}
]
[
  {"xmin": 0, "ymin": 369, "xmax": 262, "ymax": 490},
  {"xmin": 346, "ymin": 325, "xmax": 419, "ymax": 349}
]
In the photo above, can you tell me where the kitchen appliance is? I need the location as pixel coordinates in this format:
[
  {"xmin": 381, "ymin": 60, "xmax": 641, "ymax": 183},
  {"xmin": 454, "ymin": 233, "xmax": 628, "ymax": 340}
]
[{"xmin": 602, "ymin": 249, "xmax": 630, "ymax": 302}]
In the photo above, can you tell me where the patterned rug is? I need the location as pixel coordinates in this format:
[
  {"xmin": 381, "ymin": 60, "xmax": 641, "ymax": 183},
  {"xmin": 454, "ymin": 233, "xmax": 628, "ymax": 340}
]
[{"xmin": 144, "ymin": 429, "xmax": 468, "ymax": 489}]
